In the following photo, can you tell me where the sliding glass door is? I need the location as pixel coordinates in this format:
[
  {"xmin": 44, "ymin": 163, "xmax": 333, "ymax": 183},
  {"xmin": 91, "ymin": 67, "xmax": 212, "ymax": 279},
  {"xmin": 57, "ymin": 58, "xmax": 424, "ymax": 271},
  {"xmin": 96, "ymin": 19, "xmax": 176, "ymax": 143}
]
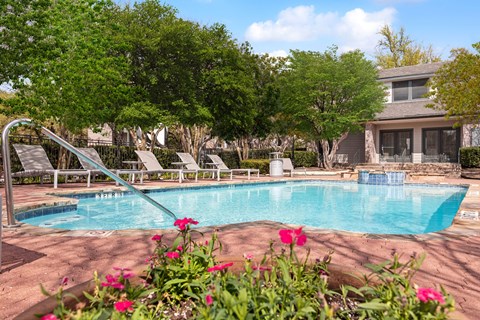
[
  {"xmin": 380, "ymin": 130, "xmax": 413, "ymax": 162},
  {"xmin": 422, "ymin": 128, "xmax": 460, "ymax": 162}
]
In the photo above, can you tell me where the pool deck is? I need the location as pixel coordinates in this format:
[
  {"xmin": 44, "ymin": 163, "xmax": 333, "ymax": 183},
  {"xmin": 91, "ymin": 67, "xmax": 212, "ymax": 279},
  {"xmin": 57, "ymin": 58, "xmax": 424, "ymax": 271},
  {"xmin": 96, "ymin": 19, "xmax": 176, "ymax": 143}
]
[{"xmin": 1, "ymin": 174, "xmax": 480, "ymax": 319}]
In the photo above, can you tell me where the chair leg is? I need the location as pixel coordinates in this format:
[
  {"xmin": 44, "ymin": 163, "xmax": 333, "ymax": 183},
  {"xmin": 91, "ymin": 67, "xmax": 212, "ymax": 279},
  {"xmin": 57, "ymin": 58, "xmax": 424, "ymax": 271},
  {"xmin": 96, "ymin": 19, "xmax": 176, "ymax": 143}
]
[{"xmin": 54, "ymin": 170, "xmax": 59, "ymax": 188}]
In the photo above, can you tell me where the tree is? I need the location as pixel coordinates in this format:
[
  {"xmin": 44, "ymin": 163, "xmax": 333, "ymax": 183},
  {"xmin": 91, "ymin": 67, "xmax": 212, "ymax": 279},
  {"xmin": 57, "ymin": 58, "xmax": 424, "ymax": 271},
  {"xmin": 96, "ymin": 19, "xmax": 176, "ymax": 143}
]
[
  {"xmin": 427, "ymin": 42, "xmax": 480, "ymax": 124},
  {"xmin": 209, "ymin": 43, "xmax": 285, "ymax": 161},
  {"xmin": 0, "ymin": 0, "xmax": 136, "ymax": 167},
  {"xmin": 280, "ymin": 48, "xmax": 385, "ymax": 169},
  {"xmin": 375, "ymin": 25, "xmax": 441, "ymax": 68}
]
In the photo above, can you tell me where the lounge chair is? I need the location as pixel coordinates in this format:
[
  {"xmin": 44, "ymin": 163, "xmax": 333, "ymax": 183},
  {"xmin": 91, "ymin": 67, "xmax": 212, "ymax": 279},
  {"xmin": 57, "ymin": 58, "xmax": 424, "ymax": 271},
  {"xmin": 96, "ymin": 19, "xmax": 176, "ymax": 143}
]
[
  {"xmin": 77, "ymin": 147, "xmax": 143, "ymax": 185},
  {"xmin": 207, "ymin": 154, "xmax": 259, "ymax": 180},
  {"xmin": 176, "ymin": 152, "xmax": 232, "ymax": 181},
  {"xmin": 12, "ymin": 144, "xmax": 91, "ymax": 188},
  {"xmin": 135, "ymin": 150, "xmax": 198, "ymax": 183},
  {"xmin": 281, "ymin": 158, "xmax": 307, "ymax": 177}
]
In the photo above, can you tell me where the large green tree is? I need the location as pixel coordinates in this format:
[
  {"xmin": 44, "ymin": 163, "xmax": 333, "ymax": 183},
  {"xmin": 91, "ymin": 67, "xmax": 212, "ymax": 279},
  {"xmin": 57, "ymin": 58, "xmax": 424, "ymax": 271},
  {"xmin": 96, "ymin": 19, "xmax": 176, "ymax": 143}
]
[
  {"xmin": 280, "ymin": 48, "xmax": 385, "ymax": 169},
  {"xmin": 0, "ymin": 0, "xmax": 136, "ymax": 167},
  {"xmin": 0, "ymin": 0, "xmax": 133, "ymax": 136},
  {"xmin": 375, "ymin": 25, "xmax": 441, "ymax": 68},
  {"xmin": 209, "ymin": 43, "xmax": 285, "ymax": 160},
  {"xmin": 427, "ymin": 42, "xmax": 480, "ymax": 124}
]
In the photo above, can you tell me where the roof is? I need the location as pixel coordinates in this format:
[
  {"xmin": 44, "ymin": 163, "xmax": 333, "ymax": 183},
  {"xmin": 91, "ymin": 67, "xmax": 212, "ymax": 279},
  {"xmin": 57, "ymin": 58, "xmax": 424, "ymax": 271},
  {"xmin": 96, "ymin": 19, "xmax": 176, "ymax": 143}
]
[
  {"xmin": 378, "ymin": 62, "xmax": 444, "ymax": 81},
  {"xmin": 375, "ymin": 100, "xmax": 446, "ymax": 120}
]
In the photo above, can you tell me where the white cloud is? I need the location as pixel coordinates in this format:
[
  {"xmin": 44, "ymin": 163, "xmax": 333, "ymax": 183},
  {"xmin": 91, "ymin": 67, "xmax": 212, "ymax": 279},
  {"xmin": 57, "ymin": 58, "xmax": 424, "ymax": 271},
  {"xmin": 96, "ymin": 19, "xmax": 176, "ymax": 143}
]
[
  {"xmin": 336, "ymin": 7, "xmax": 397, "ymax": 52},
  {"xmin": 245, "ymin": 6, "xmax": 396, "ymax": 53},
  {"xmin": 245, "ymin": 6, "xmax": 336, "ymax": 42},
  {"xmin": 267, "ymin": 50, "xmax": 289, "ymax": 58}
]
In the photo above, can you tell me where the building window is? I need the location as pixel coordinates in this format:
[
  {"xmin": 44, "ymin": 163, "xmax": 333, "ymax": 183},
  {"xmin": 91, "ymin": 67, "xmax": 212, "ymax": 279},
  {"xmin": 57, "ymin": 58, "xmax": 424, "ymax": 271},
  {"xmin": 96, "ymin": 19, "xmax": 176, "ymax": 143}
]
[
  {"xmin": 471, "ymin": 127, "xmax": 480, "ymax": 146},
  {"xmin": 422, "ymin": 127, "xmax": 460, "ymax": 162},
  {"xmin": 392, "ymin": 78, "xmax": 429, "ymax": 102}
]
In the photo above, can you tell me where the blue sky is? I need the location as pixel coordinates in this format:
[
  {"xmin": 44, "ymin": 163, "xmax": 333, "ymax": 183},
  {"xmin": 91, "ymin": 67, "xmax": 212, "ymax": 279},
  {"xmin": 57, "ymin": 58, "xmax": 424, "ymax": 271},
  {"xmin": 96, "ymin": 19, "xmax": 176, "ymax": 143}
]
[{"xmin": 124, "ymin": 0, "xmax": 478, "ymax": 60}]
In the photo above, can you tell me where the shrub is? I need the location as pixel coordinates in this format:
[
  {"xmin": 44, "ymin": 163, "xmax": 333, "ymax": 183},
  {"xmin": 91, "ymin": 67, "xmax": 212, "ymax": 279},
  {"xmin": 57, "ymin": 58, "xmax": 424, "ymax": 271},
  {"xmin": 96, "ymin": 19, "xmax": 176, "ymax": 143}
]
[
  {"xmin": 460, "ymin": 147, "xmax": 480, "ymax": 168},
  {"xmin": 39, "ymin": 220, "xmax": 455, "ymax": 320},
  {"xmin": 284, "ymin": 151, "xmax": 318, "ymax": 167},
  {"xmin": 241, "ymin": 159, "xmax": 270, "ymax": 174}
]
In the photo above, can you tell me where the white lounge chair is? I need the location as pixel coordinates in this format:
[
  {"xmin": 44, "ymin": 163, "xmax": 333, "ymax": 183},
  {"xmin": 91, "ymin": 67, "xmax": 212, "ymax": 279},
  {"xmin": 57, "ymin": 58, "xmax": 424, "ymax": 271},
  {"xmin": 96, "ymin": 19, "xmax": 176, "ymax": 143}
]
[
  {"xmin": 77, "ymin": 147, "xmax": 143, "ymax": 185},
  {"xmin": 207, "ymin": 154, "xmax": 259, "ymax": 180},
  {"xmin": 12, "ymin": 144, "xmax": 91, "ymax": 188},
  {"xmin": 176, "ymin": 152, "xmax": 232, "ymax": 181},
  {"xmin": 281, "ymin": 158, "xmax": 307, "ymax": 177},
  {"xmin": 135, "ymin": 150, "xmax": 198, "ymax": 183}
]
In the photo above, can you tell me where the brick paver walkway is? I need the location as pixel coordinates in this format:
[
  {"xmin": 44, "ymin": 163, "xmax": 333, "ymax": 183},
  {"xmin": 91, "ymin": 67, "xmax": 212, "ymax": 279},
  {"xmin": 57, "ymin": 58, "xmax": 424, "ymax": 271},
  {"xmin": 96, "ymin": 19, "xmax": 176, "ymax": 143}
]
[{"xmin": 1, "ymin": 175, "xmax": 479, "ymax": 319}]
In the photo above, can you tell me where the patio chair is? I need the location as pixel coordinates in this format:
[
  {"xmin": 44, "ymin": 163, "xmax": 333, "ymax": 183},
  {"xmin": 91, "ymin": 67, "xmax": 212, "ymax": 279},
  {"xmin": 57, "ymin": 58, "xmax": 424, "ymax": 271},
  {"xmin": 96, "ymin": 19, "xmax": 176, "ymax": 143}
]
[
  {"xmin": 135, "ymin": 150, "xmax": 198, "ymax": 183},
  {"xmin": 12, "ymin": 144, "xmax": 91, "ymax": 189},
  {"xmin": 207, "ymin": 154, "xmax": 259, "ymax": 180},
  {"xmin": 77, "ymin": 147, "xmax": 143, "ymax": 186},
  {"xmin": 176, "ymin": 152, "xmax": 232, "ymax": 181},
  {"xmin": 281, "ymin": 158, "xmax": 307, "ymax": 177}
]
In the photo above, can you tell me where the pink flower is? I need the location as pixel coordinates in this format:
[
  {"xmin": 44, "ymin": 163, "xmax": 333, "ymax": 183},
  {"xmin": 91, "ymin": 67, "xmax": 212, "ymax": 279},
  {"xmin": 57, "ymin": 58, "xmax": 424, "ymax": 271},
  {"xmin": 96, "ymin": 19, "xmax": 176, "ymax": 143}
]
[
  {"xmin": 177, "ymin": 245, "xmax": 183, "ymax": 251},
  {"xmin": 174, "ymin": 217, "xmax": 199, "ymax": 230},
  {"xmin": 114, "ymin": 300, "xmax": 134, "ymax": 313},
  {"xmin": 205, "ymin": 294, "xmax": 213, "ymax": 306},
  {"xmin": 243, "ymin": 253, "xmax": 254, "ymax": 261},
  {"xmin": 279, "ymin": 227, "xmax": 307, "ymax": 246},
  {"xmin": 41, "ymin": 314, "xmax": 58, "ymax": 320},
  {"xmin": 166, "ymin": 252, "xmax": 180, "ymax": 259},
  {"xmin": 207, "ymin": 262, "xmax": 234, "ymax": 272},
  {"xmin": 101, "ymin": 274, "xmax": 124, "ymax": 290},
  {"xmin": 115, "ymin": 271, "xmax": 134, "ymax": 279},
  {"xmin": 417, "ymin": 287, "xmax": 445, "ymax": 304},
  {"xmin": 151, "ymin": 234, "xmax": 162, "ymax": 241},
  {"xmin": 60, "ymin": 277, "xmax": 68, "ymax": 286}
]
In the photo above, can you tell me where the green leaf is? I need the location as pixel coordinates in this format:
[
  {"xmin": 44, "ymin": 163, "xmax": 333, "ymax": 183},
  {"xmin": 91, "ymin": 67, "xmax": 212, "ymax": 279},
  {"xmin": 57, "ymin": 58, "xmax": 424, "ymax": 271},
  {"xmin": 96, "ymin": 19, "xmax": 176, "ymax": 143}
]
[{"xmin": 358, "ymin": 301, "xmax": 389, "ymax": 310}]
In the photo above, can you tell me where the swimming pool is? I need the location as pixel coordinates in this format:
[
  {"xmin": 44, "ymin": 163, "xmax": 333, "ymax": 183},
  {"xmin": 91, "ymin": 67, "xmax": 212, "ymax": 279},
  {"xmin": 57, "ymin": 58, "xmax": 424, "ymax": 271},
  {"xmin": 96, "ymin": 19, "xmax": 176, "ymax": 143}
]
[{"xmin": 18, "ymin": 181, "xmax": 467, "ymax": 234}]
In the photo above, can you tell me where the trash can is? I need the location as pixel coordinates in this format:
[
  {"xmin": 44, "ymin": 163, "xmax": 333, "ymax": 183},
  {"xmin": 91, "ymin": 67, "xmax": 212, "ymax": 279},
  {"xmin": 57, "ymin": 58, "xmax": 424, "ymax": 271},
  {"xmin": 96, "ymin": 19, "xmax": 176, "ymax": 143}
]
[{"xmin": 269, "ymin": 152, "xmax": 283, "ymax": 177}]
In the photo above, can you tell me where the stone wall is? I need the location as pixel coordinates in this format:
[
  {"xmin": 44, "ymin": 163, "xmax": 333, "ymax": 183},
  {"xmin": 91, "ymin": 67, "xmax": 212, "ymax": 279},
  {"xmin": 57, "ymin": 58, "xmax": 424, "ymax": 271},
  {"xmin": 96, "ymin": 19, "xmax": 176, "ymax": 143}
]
[{"xmin": 355, "ymin": 163, "xmax": 462, "ymax": 178}]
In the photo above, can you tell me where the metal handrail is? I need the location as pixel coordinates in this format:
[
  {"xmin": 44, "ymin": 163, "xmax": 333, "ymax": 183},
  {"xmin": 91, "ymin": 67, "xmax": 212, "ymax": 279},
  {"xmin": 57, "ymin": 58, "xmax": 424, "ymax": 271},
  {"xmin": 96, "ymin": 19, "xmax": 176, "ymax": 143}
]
[{"xmin": 2, "ymin": 119, "xmax": 177, "ymax": 228}]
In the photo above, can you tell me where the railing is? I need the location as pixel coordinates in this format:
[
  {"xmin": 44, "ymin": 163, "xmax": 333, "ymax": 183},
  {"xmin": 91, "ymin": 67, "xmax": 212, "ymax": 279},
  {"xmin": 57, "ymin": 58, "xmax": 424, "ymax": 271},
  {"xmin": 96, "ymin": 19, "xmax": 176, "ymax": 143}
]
[{"xmin": 2, "ymin": 119, "xmax": 177, "ymax": 228}]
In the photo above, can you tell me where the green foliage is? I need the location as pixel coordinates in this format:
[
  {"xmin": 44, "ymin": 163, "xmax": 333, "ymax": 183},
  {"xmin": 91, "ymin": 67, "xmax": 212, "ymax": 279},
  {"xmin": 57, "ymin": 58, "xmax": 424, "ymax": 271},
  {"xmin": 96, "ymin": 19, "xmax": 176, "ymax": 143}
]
[
  {"xmin": 353, "ymin": 254, "xmax": 454, "ymax": 319},
  {"xmin": 39, "ymin": 222, "xmax": 455, "ymax": 319},
  {"xmin": 459, "ymin": 147, "xmax": 480, "ymax": 168},
  {"xmin": 240, "ymin": 159, "xmax": 270, "ymax": 174},
  {"xmin": 217, "ymin": 151, "xmax": 240, "ymax": 169},
  {"xmin": 427, "ymin": 42, "xmax": 480, "ymax": 125},
  {"xmin": 0, "ymin": 0, "xmax": 135, "ymax": 134},
  {"xmin": 279, "ymin": 47, "xmax": 385, "ymax": 168},
  {"xmin": 375, "ymin": 25, "xmax": 441, "ymax": 69},
  {"xmin": 284, "ymin": 151, "xmax": 318, "ymax": 167}
]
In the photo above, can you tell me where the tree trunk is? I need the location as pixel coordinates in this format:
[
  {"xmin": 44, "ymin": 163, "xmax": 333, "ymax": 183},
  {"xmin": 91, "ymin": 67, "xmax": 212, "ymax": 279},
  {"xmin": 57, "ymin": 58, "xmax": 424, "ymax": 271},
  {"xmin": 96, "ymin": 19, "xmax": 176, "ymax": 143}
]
[
  {"xmin": 173, "ymin": 124, "xmax": 211, "ymax": 162},
  {"xmin": 108, "ymin": 123, "xmax": 122, "ymax": 169},
  {"xmin": 57, "ymin": 125, "xmax": 71, "ymax": 169},
  {"xmin": 234, "ymin": 137, "xmax": 250, "ymax": 161},
  {"xmin": 320, "ymin": 132, "xmax": 349, "ymax": 170}
]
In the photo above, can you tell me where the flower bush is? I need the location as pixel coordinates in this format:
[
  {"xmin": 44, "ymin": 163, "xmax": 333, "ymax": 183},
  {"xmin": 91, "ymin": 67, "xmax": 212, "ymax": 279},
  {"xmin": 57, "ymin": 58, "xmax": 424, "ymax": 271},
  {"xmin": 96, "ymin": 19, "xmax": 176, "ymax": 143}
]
[{"xmin": 39, "ymin": 218, "xmax": 455, "ymax": 319}]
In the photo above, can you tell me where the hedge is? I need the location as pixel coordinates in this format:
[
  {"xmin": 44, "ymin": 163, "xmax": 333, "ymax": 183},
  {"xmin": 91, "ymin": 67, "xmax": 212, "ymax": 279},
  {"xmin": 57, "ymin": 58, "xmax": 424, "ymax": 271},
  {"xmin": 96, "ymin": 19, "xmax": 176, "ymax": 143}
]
[
  {"xmin": 460, "ymin": 147, "xmax": 480, "ymax": 168},
  {"xmin": 240, "ymin": 159, "xmax": 270, "ymax": 174},
  {"xmin": 283, "ymin": 151, "xmax": 318, "ymax": 167}
]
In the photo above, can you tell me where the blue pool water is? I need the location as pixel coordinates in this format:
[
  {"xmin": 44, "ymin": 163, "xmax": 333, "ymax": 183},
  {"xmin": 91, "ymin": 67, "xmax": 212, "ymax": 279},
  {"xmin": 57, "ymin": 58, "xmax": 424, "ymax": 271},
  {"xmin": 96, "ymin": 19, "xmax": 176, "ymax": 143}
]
[{"xmin": 18, "ymin": 181, "xmax": 467, "ymax": 234}]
